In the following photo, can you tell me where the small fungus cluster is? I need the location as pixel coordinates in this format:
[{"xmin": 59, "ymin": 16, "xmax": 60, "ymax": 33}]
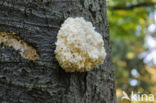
[{"xmin": 0, "ymin": 31, "xmax": 39, "ymax": 61}]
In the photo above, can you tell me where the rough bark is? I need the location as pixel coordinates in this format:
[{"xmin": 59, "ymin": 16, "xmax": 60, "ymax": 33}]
[{"xmin": 0, "ymin": 0, "xmax": 116, "ymax": 103}]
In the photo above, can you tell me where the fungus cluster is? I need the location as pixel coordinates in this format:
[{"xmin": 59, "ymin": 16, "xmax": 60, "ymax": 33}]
[
  {"xmin": 55, "ymin": 17, "xmax": 106, "ymax": 72},
  {"xmin": 0, "ymin": 31, "xmax": 39, "ymax": 61}
]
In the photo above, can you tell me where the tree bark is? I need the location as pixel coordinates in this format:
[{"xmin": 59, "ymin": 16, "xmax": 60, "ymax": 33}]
[{"xmin": 0, "ymin": 0, "xmax": 116, "ymax": 103}]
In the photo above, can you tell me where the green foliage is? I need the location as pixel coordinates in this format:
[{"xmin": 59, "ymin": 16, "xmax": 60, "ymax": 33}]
[{"xmin": 107, "ymin": 0, "xmax": 156, "ymax": 102}]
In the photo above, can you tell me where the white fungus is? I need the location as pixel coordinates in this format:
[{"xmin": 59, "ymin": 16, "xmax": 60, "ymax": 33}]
[{"xmin": 55, "ymin": 17, "xmax": 106, "ymax": 72}]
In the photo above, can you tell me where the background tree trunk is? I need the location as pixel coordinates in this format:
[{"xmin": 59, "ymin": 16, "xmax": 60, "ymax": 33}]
[{"xmin": 0, "ymin": 0, "xmax": 116, "ymax": 103}]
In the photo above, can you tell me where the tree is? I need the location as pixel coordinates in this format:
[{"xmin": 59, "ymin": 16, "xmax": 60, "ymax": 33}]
[{"xmin": 0, "ymin": 0, "xmax": 116, "ymax": 103}]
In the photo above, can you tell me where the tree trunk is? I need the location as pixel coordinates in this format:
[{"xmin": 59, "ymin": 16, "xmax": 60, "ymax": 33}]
[{"xmin": 0, "ymin": 0, "xmax": 116, "ymax": 103}]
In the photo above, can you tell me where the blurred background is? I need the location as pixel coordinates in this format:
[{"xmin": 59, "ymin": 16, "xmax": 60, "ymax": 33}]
[{"xmin": 107, "ymin": 0, "xmax": 156, "ymax": 103}]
